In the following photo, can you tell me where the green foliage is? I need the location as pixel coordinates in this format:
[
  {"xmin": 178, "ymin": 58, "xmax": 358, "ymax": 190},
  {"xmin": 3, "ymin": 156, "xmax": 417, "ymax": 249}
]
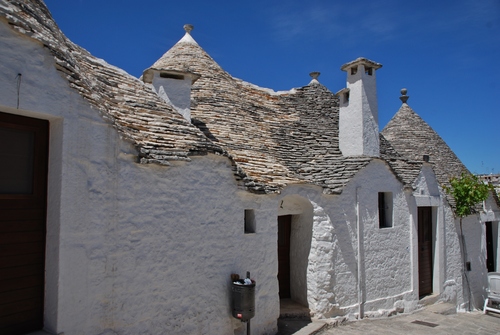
[{"xmin": 443, "ymin": 172, "xmax": 493, "ymax": 218}]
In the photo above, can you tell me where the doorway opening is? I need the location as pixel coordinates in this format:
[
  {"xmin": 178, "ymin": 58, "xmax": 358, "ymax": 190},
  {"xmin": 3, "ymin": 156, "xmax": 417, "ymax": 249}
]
[
  {"xmin": 486, "ymin": 221, "xmax": 498, "ymax": 272},
  {"xmin": 418, "ymin": 207, "xmax": 434, "ymax": 298},
  {"xmin": 278, "ymin": 215, "xmax": 292, "ymax": 299},
  {"xmin": 277, "ymin": 194, "xmax": 314, "ymax": 319},
  {"xmin": 0, "ymin": 112, "xmax": 49, "ymax": 335}
]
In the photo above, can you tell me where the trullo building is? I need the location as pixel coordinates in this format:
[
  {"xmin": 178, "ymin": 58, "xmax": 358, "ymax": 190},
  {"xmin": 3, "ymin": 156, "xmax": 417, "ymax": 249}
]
[{"xmin": 0, "ymin": 1, "xmax": 499, "ymax": 334}]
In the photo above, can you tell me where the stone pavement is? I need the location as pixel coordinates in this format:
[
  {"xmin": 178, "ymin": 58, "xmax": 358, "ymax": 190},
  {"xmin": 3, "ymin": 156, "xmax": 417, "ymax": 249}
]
[
  {"xmin": 25, "ymin": 303, "xmax": 500, "ymax": 335},
  {"xmin": 315, "ymin": 303, "xmax": 500, "ymax": 335}
]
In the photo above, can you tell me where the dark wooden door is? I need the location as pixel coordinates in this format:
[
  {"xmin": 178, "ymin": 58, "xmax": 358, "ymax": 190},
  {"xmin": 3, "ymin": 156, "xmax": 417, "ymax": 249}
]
[
  {"xmin": 486, "ymin": 222, "xmax": 495, "ymax": 272},
  {"xmin": 278, "ymin": 215, "xmax": 291, "ymax": 299},
  {"xmin": 418, "ymin": 207, "xmax": 433, "ymax": 297},
  {"xmin": 0, "ymin": 112, "xmax": 49, "ymax": 335}
]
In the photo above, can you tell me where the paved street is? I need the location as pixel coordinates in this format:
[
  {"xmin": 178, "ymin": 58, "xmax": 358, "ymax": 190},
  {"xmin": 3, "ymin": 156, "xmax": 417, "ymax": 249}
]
[{"xmin": 316, "ymin": 303, "xmax": 500, "ymax": 335}]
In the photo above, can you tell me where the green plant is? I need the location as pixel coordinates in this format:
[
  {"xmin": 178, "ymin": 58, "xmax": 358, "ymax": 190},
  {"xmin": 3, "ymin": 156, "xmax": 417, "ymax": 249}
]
[
  {"xmin": 443, "ymin": 172, "xmax": 492, "ymax": 218},
  {"xmin": 443, "ymin": 171, "xmax": 493, "ymax": 311}
]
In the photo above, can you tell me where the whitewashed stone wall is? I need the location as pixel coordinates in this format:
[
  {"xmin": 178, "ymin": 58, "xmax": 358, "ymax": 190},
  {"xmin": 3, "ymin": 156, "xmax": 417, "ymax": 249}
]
[
  {"xmin": 459, "ymin": 215, "xmax": 488, "ymax": 310},
  {"xmin": 0, "ymin": 22, "xmax": 280, "ymax": 335},
  {"xmin": 277, "ymin": 160, "xmax": 415, "ymax": 318},
  {"xmin": 413, "ymin": 166, "xmax": 488, "ymax": 310}
]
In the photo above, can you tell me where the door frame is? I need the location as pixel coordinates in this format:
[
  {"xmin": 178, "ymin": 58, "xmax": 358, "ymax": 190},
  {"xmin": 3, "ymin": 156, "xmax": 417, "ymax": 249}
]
[
  {"xmin": 418, "ymin": 206, "xmax": 434, "ymax": 298},
  {"xmin": 277, "ymin": 215, "xmax": 292, "ymax": 299},
  {"xmin": 0, "ymin": 104, "xmax": 64, "ymax": 334},
  {"xmin": 0, "ymin": 111, "xmax": 49, "ymax": 334},
  {"xmin": 486, "ymin": 221, "xmax": 497, "ymax": 272}
]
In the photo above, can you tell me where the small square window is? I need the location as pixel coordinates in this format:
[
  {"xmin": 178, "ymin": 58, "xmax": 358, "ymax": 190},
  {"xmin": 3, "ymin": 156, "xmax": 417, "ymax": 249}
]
[
  {"xmin": 351, "ymin": 66, "xmax": 358, "ymax": 75},
  {"xmin": 343, "ymin": 91, "xmax": 350, "ymax": 103},
  {"xmin": 378, "ymin": 192, "xmax": 393, "ymax": 228},
  {"xmin": 245, "ymin": 209, "xmax": 256, "ymax": 234},
  {"xmin": 365, "ymin": 67, "xmax": 373, "ymax": 76}
]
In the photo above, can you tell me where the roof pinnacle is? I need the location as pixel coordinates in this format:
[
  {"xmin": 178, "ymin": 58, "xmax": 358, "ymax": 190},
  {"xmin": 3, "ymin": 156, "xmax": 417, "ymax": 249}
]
[
  {"xmin": 309, "ymin": 72, "xmax": 320, "ymax": 80},
  {"xmin": 184, "ymin": 24, "xmax": 194, "ymax": 34},
  {"xmin": 309, "ymin": 72, "xmax": 321, "ymax": 85},
  {"xmin": 400, "ymin": 88, "xmax": 409, "ymax": 103}
]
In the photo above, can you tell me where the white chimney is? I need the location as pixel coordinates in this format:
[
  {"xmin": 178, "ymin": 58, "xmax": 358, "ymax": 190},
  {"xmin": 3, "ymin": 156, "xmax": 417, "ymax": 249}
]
[{"xmin": 338, "ymin": 57, "xmax": 382, "ymax": 157}]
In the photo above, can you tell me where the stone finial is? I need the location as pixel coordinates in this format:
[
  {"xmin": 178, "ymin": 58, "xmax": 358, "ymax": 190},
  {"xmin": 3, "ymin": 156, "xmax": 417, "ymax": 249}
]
[
  {"xmin": 400, "ymin": 88, "xmax": 409, "ymax": 103},
  {"xmin": 309, "ymin": 72, "xmax": 320, "ymax": 80},
  {"xmin": 184, "ymin": 24, "xmax": 194, "ymax": 34}
]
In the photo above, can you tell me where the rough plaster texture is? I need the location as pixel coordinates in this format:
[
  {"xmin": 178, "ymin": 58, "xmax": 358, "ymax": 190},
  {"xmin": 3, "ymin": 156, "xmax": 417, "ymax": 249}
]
[
  {"xmin": 277, "ymin": 160, "xmax": 416, "ymax": 318},
  {"xmin": 1, "ymin": 23, "xmax": 281, "ymax": 335}
]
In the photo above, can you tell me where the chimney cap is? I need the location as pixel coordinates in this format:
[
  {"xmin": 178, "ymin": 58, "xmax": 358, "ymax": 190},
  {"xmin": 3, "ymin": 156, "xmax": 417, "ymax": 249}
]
[
  {"xmin": 340, "ymin": 57, "xmax": 382, "ymax": 72},
  {"xmin": 400, "ymin": 88, "xmax": 409, "ymax": 103}
]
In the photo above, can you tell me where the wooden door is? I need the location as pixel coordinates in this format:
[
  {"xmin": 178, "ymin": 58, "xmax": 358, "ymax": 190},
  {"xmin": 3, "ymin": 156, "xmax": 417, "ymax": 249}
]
[
  {"xmin": 278, "ymin": 215, "xmax": 291, "ymax": 299},
  {"xmin": 486, "ymin": 222, "xmax": 495, "ymax": 272},
  {"xmin": 418, "ymin": 207, "xmax": 433, "ymax": 297},
  {"xmin": 0, "ymin": 112, "xmax": 49, "ymax": 335}
]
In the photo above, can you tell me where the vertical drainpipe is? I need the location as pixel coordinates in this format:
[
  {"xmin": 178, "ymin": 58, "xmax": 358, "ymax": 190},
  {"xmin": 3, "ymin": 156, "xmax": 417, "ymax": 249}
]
[{"xmin": 356, "ymin": 186, "xmax": 364, "ymax": 318}]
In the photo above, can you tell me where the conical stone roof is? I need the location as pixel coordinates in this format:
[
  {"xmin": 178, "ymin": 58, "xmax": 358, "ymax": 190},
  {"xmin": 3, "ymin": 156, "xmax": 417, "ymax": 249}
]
[
  {"xmin": 382, "ymin": 103, "xmax": 468, "ymax": 192},
  {"xmin": 2, "ymin": 2, "xmax": 421, "ymax": 195},
  {"xmin": 142, "ymin": 26, "xmax": 379, "ymax": 194}
]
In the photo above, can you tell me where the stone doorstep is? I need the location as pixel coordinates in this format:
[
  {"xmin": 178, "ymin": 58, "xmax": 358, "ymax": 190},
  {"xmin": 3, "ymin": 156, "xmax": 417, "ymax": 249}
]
[
  {"xmin": 418, "ymin": 293, "xmax": 440, "ymax": 307},
  {"xmin": 291, "ymin": 320, "xmax": 328, "ymax": 335},
  {"xmin": 280, "ymin": 298, "xmax": 311, "ymax": 320}
]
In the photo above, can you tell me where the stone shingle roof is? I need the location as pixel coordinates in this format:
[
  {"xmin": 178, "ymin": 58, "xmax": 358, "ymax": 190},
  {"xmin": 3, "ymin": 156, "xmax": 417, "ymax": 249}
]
[
  {"xmin": 382, "ymin": 103, "xmax": 468, "ymax": 183},
  {"xmin": 382, "ymin": 103, "xmax": 469, "ymax": 205},
  {"xmin": 0, "ymin": 0, "xmax": 221, "ymax": 164},
  {"xmin": 148, "ymin": 33, "xmax": 376, "ymax": 193},
  {"xmin": 2, "ymin": 0, "xmax": 423, "ymax": 195},
  {"xmin": 379, "ymin": 134, "xmax": 423, "ymax": 189}
]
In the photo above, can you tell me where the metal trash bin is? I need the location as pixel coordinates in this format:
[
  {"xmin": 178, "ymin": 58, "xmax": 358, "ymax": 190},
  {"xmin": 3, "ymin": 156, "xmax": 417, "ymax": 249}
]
[{"xmin": 231, "ymin": 281, "xmax": 255, "ymax": 322}]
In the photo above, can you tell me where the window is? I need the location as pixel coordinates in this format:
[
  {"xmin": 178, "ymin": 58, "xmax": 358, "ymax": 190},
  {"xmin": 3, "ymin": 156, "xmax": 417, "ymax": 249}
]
[
  {"xmin": 244, "ymin": 209, "xmax": 256, "ymax": 234},
  {"xmin": 343, "ymin": 91, "xmax": 350, "ymax": 103},
  {"xmin": 378, "ymin": 192, "xmax": 393, "ymax": 228},
  {"xmin": 351, "ymin": 66, "xmax": 358, "ymax": 75},
  {"xmin": 365, "ymin": 67, "xmax": 373, "ymax": 75},
  {"xmin": 160, "ymin": 72, "xmax": 184, "ymax": 80}
]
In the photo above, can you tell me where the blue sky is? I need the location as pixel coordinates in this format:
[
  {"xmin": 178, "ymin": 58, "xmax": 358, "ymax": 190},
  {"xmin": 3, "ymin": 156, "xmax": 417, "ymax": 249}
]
[{"xmin": 44, "ymin": 0, "xmax": 499, "ymax": 174}]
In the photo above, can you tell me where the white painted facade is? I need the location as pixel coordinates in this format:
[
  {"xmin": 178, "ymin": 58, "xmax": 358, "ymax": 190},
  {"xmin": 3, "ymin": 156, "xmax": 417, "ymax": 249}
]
[
  {"xmin": 1, "ymin": 15, "xmax": 500, "ymax": 335},
  {"xmin": 0, "ymin": 22, "xmax": 280, "ymax": 335}
]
